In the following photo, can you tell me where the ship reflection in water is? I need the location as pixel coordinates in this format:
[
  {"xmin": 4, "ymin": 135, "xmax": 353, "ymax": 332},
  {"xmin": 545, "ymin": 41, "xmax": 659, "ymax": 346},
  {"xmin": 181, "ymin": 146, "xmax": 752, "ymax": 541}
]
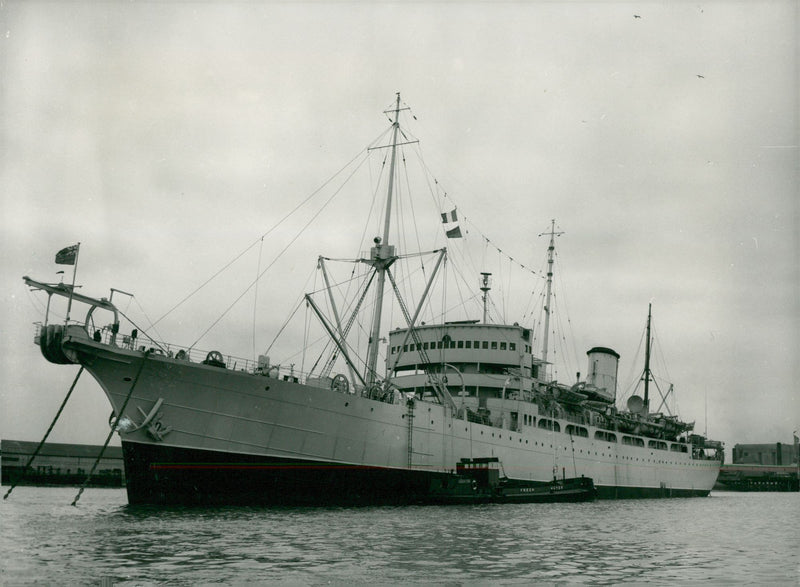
[{"xmin": 1, "ymin": 487, "xmax": 796, "ymax": 584}]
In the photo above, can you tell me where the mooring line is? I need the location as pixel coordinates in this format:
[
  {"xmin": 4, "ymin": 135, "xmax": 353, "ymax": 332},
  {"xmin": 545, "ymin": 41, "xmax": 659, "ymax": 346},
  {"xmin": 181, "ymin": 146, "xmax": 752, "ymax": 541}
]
[
  {"xmin": 70, "ymin": 352, "xmax": 150, "ymax": 507},
  {"xmin": 4, "ymin": 366, "xmax": 85, "ymax": 500}
]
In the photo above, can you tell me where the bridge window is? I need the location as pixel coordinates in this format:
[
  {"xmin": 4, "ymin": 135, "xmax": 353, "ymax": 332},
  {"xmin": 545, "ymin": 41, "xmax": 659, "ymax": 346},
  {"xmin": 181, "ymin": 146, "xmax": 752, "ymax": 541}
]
[
  {"xmin": 510, "ymin": 343, "xmax": 516, "ymax": 351},
  {"xmin": 457, "ymin": 340, "xmax": 463, "ymax": 349},
  {"xmin": 500, "ymin": 342, "xmax": 507, "ymax": 350},
  {"xmin": 482, "ymin": 341, "xmax": 489, "ymax": 349}
]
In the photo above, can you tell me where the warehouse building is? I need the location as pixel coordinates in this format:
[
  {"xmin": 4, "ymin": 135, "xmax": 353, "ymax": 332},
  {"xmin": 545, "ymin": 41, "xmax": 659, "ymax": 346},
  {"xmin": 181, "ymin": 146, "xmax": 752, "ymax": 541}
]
[{"xmin": 1, "ymin": 439, "xmax": 124, "ymax": 487}]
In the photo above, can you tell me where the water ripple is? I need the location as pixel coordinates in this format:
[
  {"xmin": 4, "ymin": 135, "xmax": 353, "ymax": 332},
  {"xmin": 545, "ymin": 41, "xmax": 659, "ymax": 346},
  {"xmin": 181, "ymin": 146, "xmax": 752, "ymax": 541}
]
[{"xmin": 1, "ymin": 488, "xmax": 798, "ymax": 585}]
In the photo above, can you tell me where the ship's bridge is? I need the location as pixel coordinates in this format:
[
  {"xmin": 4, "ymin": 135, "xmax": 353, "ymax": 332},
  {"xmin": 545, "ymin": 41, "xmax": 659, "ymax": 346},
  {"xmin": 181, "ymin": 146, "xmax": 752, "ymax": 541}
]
[{"xmin": 386, "ymin": 322, "xmax": 544, "ymax": 400}]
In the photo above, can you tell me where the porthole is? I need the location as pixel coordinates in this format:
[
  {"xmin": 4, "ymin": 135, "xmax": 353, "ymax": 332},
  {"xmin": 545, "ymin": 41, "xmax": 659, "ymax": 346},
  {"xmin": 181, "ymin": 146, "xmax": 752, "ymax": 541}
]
[{"xmin": 123, "ymin": 377, "xmax": 132, "ymax": 382}]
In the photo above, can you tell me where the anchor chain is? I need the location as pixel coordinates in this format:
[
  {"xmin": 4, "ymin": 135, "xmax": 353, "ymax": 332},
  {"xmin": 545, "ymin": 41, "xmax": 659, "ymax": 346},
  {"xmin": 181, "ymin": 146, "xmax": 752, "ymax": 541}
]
[
  {"xmin": 71, "ymin": 351, "xmax": 150, "ymax": 506},
  {"xmin": 4, "ymin": 366, "xmax": 85, "ymax": 500}
]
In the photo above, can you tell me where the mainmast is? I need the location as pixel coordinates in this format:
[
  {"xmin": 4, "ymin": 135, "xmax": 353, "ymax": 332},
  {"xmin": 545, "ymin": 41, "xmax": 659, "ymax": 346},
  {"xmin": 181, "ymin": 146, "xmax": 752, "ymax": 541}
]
[
  {"xmin": 365, "ymin": 93, "xmax": 403, "ymax": 385},
  {"xmin": 539, "ymin": 220, "xmax": 563, "ymax": 378},
  {"xmin": 642, "ymin": 302, "xmax": 653, "ymax": 414}
]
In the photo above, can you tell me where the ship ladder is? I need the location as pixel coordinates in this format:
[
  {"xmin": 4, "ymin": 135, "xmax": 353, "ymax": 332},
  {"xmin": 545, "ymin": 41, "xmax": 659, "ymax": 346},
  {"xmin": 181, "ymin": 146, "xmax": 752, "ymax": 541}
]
[
  {"xmin": 71, "ymin": 352, "xmax": 150, "ymax": 506},
  {"xmin": 3, "ymin": 367, "xmax": 85, "ymax": 500},
  {"xmin": 407, "ymin": 398, "xmax": 414, "ymax": 468}
]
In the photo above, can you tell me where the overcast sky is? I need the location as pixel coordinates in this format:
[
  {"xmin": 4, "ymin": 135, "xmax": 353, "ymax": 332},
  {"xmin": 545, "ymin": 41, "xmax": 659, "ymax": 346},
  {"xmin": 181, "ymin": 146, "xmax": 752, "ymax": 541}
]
[{"xmin": 1, "ymin": 1, "xmax": 797, "ymax": 459}]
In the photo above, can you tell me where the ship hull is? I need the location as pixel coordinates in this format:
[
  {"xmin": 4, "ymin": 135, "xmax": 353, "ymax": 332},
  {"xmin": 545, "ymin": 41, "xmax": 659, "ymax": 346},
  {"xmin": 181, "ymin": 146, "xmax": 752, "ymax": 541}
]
[{"xmin": 67, "ymin": 338, "xmax": 719, "ymax": 505}]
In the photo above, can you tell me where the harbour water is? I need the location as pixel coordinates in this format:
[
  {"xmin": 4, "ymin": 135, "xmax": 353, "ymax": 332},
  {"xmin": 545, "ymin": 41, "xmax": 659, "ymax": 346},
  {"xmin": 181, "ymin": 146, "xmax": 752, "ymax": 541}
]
[{"xmin": 1, "ymin": 487, "xmax": 797, "ymax": 585}]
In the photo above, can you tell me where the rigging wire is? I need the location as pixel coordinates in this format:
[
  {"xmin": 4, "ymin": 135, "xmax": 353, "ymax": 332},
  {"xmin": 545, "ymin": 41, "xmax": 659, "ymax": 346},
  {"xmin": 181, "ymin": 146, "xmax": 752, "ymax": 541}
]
[
  {"xmin": 187, "ymin": 148, "xmax": 373, "ymax": 351},
  {"xmin": 400, "ymin": 149, "xmax": 426, "ymax": 321},
  {"xmin": 552, "ymin": 248, "xmax": 581, "ymax": 379},
  {"xmin": 252, "ymin": 236, "xmax": 264, "ymax": 363},
  {"xmin": 117, "ymin": 309, "xmax": 168, "ymax": 352},
  {"xmin": 132, "ymin": 298, "xmax": 165, "ymax": 348},
  {"xmin": 619, "ymin": 325, "xmax": 646, "ymax": 404},
  {"xmin": 410, "ymin": 141, "xmax": 542, "ymax": 275},
  {"xmin": 151, "ymin": 132, "xmax": 386, "ymax": 330}
]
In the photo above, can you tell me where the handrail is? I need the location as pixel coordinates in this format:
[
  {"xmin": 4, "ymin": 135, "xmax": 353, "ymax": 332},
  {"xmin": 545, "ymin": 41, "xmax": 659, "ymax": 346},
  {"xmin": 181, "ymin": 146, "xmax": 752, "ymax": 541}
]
[
  {"xmin": 43, "ymin": 321, "xmax": 319, "ymax": 385},
  {"xmin": 24, "ymin": 276, "xmax": 120, "ymax": 345}
]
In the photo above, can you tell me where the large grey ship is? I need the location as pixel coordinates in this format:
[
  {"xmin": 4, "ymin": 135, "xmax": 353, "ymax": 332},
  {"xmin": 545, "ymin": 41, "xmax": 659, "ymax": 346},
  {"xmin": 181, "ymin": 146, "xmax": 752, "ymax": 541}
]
[{"xmin": 23, "ymin": 95, "xmax": 722, "ymax": 505}]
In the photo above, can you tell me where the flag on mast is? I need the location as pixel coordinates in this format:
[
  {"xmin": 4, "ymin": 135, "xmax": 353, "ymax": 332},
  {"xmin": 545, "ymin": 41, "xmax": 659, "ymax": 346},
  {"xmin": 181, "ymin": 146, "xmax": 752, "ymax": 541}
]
[
  {"xmin": 55, "ymin": 244, "xmax": 79, "ymax": 265},
  {"xmin": 440, "ymin": 208, "xmax": 462, "ymax": 238},
  {"xmin": 440, "ymin": 209, "xmax": 458, "ymax": 223},
  {"xmin": 55, "ymin": 242, "xmax": 81, "ymax": 324}
]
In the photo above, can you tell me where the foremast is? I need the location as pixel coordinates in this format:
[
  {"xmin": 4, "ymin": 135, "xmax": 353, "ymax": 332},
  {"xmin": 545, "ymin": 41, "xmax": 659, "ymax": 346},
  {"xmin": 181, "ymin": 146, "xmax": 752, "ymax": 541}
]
[{"xmin": 365, "ymin": 93, "xmax": 402, "ymax": 386}]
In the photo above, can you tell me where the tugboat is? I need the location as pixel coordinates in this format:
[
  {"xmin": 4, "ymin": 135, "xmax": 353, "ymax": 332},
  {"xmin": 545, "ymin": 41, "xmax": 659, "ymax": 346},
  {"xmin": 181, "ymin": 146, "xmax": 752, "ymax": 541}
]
[{"xmin": 428, "ymin": 457, "xmax": 596, "ymax": 503}]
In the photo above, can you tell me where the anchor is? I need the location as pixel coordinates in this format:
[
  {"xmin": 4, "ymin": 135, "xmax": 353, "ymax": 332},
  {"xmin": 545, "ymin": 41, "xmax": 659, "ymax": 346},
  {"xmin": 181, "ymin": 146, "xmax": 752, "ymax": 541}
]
[{"xmin": 115, "ymin": 398, "xmax": 173, "ymax": 441}]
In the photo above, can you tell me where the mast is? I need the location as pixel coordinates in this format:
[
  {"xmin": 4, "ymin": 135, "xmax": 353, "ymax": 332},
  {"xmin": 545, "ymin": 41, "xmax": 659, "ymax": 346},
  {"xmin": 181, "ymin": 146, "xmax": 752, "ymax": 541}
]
[
  {"xmin": 643, "ymin": 302, "xmax": 652, "ymax": 414},
  {"xmin": 365, "ymin": 93, "xmax": 402, "ymax": 385},
  {"xmin": 480, "ymin": 272, "xmax": 492, "ymax": 324},
  {"xmin": 539, "ymin": 220, "xmax": 563, "ymax": 377}
]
